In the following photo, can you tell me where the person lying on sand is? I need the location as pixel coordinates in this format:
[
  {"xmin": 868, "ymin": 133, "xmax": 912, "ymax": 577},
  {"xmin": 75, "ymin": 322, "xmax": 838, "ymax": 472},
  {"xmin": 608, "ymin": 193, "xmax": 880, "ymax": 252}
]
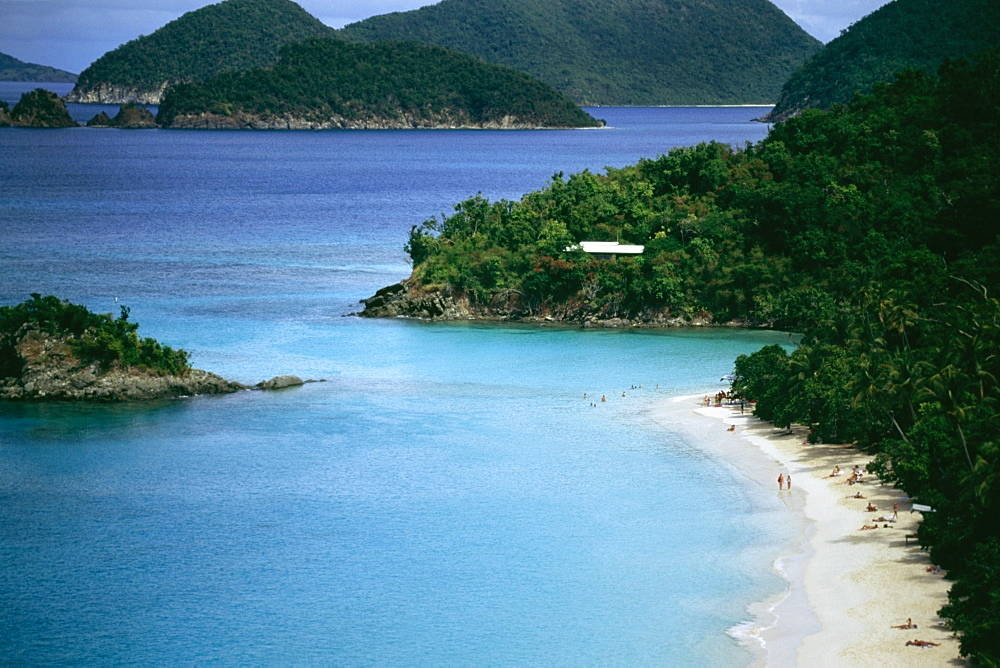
[
  {"xmin": 906, "ymin": 639, "xmax": 940, "ymax": 647},
  {"xmin": 849, "ymin": 492, "xmax": 866, "ymax": 499},
  {"xmin": 860, "ymin": 523, "xmax": 879, "ymax": 530},
  {"xmin": 873, "ymin": 516, "xmax": 896, "ymax": 523},
  {"xmin": 926, "ymin": 565, "xmax": 941, "ymax": 574},
  {"xmin": 892, "ymin": 618, "xmax": 917, "ymax": 629}
]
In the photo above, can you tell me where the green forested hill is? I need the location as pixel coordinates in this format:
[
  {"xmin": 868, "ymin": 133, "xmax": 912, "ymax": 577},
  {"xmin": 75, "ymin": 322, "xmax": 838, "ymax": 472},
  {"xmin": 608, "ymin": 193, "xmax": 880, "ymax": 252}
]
[
  {"xmin": 155, "ymin": 38, "xmax": 601, "ymax": 129},
  {"xmin": 764, "ymin": 0, "xmax": 1000, "ymax": 120},
  {"xmin": 383, "ymin": 49, "xmax": 999, "ymax": 329},
  {"xmin": 0, "ymin": 52, "xmax": 76, "ymax": 82},
  {"xmin": 367, "ymin": 50, "xmax": 1000, "ymax": 663},
  {"xmin": 338, "ymin": 0, "xmax": 822, "ymax": 106},
  {"xmin": 66, "ymin": 0, "xmax": 335, "ymax": 104}
]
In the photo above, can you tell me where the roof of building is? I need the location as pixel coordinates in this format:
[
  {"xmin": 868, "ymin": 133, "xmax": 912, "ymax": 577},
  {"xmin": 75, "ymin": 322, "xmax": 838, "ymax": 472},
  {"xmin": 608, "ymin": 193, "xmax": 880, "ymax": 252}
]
[{"xmin": 573, "ymin": 241, "xmax": 645, "ymax": 255}]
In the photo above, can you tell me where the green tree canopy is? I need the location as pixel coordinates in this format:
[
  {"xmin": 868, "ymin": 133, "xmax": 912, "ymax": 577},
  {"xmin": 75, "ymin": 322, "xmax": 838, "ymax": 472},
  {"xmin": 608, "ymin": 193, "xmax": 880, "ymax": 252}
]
[{"xmin": 0, "ymin": 294, "xmax": 190, "ymax": 377}]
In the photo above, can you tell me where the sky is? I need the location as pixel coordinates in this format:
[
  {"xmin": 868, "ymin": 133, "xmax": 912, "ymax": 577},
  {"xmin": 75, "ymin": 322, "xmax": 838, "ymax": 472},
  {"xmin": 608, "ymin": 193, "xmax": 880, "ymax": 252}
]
[{"xmin": 1, "ymin": 0, "xmax": 894, "ymax": 75}]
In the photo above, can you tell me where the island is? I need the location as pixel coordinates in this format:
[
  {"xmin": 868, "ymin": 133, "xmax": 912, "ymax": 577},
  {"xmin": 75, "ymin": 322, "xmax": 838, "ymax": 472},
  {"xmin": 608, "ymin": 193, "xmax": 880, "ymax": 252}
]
[
  {"xmin": 0, "ymin": 295, "xmax": 314, "ymax": 402},
  {"xmin": 0, "ymin": 89, "xmax": 76, "ymax": 128},
  {"xmin": 0, "ymin": 295, "xmax": 241, "ymax": 401},
  {"xmin": 86, "ymin": 103, "xmax": 157, "ymax": 129},
  {"xmin": 155, "ymin": 38, "xmax": 601, "ymax": 130},
  {"xmin": 63, "ymin": 0, "xmax": 821, "ymax": 108},
  {"xmin": 65, "ymin": 0, "xmax": 335, "ymax": 105},
  {"xmin": 0, "ymin": 51, "xmax": 77, "ymax": 83}
]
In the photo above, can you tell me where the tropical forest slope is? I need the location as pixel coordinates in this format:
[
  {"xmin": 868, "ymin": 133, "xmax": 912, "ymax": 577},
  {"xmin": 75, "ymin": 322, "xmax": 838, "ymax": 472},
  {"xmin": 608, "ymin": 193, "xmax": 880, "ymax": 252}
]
[
  {"xmin": 363, "ymin": 48, "xmax": 999, "ymax": 334},
  {"xmin": 338, "ymin": 0, "xmax": 822, "ymax": 106},
  {"xmin": 361, "ymin": 50, "xmax": 1000, "ymax": 665},
  {"xmin": 155, "ymin": 38, "xmax": 601, "ymax": 129},
  {"xmin": 0, "ymin": 52, "xmax": 77, "ymax": 82},
  {"xmin": 763, "ymin": 0, "xmax": 1000, "ymax": 121},
  {"xmin": 65, "ymin": 0, "xmax": 335, "ymax": 104}
]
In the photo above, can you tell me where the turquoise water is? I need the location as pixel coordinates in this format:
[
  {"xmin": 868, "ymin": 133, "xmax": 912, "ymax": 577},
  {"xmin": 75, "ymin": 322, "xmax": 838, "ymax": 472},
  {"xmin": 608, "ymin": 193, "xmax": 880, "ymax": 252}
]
[{"xmin": 0, "ymin": 98, "xmax": 787, "ymax": 665}]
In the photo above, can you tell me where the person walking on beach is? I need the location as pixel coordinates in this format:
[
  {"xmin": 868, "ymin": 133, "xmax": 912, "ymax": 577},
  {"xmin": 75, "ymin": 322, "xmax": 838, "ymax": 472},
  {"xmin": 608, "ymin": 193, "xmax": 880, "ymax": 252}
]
[
  {"xmin": 786, "ymin": 474, "xmax": 791, "ymax": 490},
  {"xmin": 778, "ymin": 473, "xmax": 784, "ymax": 490}
]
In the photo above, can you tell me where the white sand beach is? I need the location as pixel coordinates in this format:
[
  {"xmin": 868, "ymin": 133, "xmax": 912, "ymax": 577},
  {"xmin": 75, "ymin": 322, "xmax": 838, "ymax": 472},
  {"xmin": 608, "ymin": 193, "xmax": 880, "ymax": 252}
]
[{"xmin": 651, "ymin": 394, "xmax": 965, "ymax": 667}]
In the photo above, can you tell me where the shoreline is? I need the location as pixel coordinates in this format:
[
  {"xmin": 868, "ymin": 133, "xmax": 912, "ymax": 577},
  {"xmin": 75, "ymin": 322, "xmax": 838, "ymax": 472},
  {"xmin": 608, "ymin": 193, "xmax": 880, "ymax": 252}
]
[{"xmin": 650, "ymin": 394, "xmax": 965, "ymax": 667}]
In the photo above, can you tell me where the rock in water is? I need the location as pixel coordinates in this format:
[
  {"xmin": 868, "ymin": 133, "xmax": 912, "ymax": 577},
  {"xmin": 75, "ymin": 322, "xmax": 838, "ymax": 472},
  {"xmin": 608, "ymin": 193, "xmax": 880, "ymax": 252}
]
[
  {"xmin": 0, "ymin": 327, "xmax": 248, "ymax": 401},
  {"xmin": 109, "ymin": 104, "xmax": 157, "ymax": 128},
  {"xmin": 255, "ymin": 375, "xmax": 304, "ymax": 390}
]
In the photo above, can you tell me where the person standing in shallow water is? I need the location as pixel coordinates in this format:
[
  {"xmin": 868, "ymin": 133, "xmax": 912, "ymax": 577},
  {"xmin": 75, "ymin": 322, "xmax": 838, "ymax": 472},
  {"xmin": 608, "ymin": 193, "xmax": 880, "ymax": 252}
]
[
  {"xmin": 786, "ymin": 474, "xmax": 791, "ymax": 490},
  {"xmin": 778, "ymin": 473, "xmax": 784, "ymax": 490}
]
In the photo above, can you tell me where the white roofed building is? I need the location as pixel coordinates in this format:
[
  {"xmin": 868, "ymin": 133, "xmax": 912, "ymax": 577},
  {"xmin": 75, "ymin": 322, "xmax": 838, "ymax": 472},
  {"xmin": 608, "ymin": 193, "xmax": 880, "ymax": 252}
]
[{"xmin": 567, "ymin": 241, "xmax": 645, "ymax": 260}]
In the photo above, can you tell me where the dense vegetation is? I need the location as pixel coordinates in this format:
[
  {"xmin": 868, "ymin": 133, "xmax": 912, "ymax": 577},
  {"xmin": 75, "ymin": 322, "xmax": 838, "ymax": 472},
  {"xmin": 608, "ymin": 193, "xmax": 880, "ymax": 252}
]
[
  {"xmin": 156, "ymin": 38, "xmax": 601, "ymax": 128},
  {"xmin": 338, "ymin": 0, "xmax": 821, "ymax": 106},
  {"xmin": 0, "ymin": 51, "xmax": 77, "ymax": 82},
  {"xmin": 765, "ymin": 0, "xmax": 1000, "ymax": 120},
  {"xmin": 404, "ymin": 50, "xmax": 998, "ymax": 327},
  {"xmin": 0, "ymin": 295, "xmax": 191, "ymax": 377},
  {"xmin": 0, "ymin": 89, "xmax": 76, "ymax": 127},
  {"xmin": 395, "ymin": 48, "xmax": 1000, "ymax": 663},
  {"xmin": 67, "ymin": 0, "xmax": 334, "ymax": 103}
]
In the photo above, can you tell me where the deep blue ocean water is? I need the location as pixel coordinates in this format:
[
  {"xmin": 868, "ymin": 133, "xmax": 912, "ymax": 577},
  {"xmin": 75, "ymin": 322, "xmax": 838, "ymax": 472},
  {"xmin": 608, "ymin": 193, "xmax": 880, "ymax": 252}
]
[{"xmin": 1, "ymin": 83, "xmax": 788, "ymax": 665}]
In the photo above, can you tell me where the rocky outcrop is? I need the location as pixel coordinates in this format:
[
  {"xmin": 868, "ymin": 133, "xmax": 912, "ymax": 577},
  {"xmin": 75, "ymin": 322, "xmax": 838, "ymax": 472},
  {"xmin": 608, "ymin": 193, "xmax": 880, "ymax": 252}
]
[
  {"xmin": 65, "ymin": 82, "xmax": 170, "ymax": 105},
  {"xmin": 160, "ymin": 110, "xmax": 554, "ymax": 130},
  {"xmin": 358, "ymin": 281, "xmax": 476, "ymax": 320},
  {"xmin": 0, "ymin": 327, "xmax": 246, "ymax": 402},
  {"xmin": 110, "ymin": 104, "xmax": 157, "ymax": 129},
  {"xmin": 7, "ymin": 89, "xmax": 77, "ymax": 128},
  {"xmin": 357, "ymin": 280, "xmax": 720, "ymax": 328},
  {"xmin": 0, "ymin": 326, "xmax": 333, "ymax": 402},
  {"xmin": 754, "ymin": 103, "xmax": 806, "ymax": 124},
  {"xmin": 86, "ymin": 111, "xmax": 113, "ymax": 127},
  {"xmin": 255, "ymin": 375, "xmax": 304, "ymax": 390},
  {"xmin": 86, "ymin": 105, "xmax": 158, "ymax": 129},
  {"xmin": 0, "ymin": 366, "xmax": 248, "ymax": 402}
]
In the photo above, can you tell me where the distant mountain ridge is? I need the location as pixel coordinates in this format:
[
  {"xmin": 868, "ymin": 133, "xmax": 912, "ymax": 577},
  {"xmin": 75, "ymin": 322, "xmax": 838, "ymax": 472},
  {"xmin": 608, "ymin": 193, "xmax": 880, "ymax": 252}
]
[
  {"xmin": 0, "ymin": 52, "xmax": 77, "ymax": 83},
  {"xmin": 63, "ymin": 0, "xmax": 821, "ymax": 107},
  {"xmin": 763, "ymin": 0, "xmax": 1000, "ymax": 121},
  {"xmin": 338, "ymin": 0, "xmax": 822, "ymax": 106},
  {"xmin": 65, "ymin": 0, "xmax": 335, "ymax": 104}
]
